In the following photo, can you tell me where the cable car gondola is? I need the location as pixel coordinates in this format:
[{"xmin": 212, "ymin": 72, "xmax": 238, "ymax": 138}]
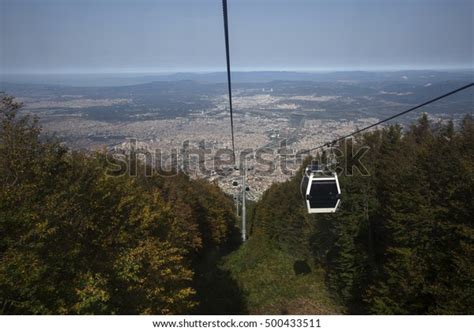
[{"xmin": 301, "ymin": 164, "xmax": 341, "ymax": 214}]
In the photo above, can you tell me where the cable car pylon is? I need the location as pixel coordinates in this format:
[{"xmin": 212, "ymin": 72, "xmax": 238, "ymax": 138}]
[
  {"xmin": 232, "ymin": 160, "xmax": 252, "ymax": 241},
  {"xmin": 241, "ymin": 162, "xmax": 247, "ymax": 241}
]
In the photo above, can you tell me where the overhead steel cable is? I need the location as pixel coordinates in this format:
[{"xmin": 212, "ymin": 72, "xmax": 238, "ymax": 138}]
[
  {"xmin": 303, "ymin": 82, "xmax": 474, "ymax": 153},
  {"xmin": 222, "ymin": 0, "xmax": 236, "ymax": 165}
]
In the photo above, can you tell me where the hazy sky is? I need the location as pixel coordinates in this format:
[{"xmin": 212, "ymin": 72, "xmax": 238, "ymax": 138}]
[{"xmin": 1, "ymin": 0, "xmax": 472, "ymax": 74}]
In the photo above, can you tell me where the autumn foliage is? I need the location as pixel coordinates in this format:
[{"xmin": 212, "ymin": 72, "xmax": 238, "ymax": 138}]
[{"xmin": 0, "ymin": 95, "xmax": 239, "ymax": 314}]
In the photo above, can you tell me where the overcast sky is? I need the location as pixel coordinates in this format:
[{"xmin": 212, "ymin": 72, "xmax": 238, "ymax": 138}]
[{"xmin": 0, "ymin": 0, "xmax": 472, "ymax": 74}]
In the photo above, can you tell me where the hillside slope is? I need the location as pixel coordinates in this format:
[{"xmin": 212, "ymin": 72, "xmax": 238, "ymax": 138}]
[
  {"xmin": 222, "ymin": 236, "xmax": 342, "ymax": 314},
  {"xmin": 0, "ymin": 94, "xmax": 241, "ymax": 314}
]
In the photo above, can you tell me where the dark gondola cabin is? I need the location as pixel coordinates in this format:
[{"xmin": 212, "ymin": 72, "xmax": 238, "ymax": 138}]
[{"xmin": 302, "ymin": 165, "xmax": 341, "ymax": 213}]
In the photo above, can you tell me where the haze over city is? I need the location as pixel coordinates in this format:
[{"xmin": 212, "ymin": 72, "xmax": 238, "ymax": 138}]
[{"xmin": 1, "ymin": 0, "xmax": 472, "ymax": 74}]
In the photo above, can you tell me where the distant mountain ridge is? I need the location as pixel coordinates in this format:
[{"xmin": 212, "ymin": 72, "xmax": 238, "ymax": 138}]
[{"xmin": 1, "ymin": 69, "xmax": 472, "ymax": 87}]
